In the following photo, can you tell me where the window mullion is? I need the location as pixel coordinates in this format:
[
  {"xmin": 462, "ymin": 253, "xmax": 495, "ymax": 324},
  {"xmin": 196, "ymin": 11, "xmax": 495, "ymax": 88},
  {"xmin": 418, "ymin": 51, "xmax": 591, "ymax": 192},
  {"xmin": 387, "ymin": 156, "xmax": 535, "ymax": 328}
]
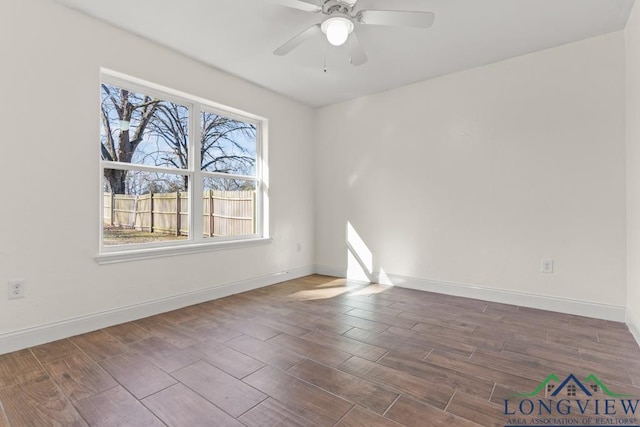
[{"xmin": 190, "ymin": 103, "xmax": 204, "ymax": 243}]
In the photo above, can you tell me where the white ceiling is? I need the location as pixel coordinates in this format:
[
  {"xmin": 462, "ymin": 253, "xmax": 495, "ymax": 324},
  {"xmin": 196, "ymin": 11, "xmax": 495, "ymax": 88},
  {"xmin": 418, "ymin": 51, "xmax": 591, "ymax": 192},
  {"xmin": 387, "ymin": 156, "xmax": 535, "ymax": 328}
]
[{"xmin": 55, "ymin": 0, "xmax": 634, "ymax": 107}]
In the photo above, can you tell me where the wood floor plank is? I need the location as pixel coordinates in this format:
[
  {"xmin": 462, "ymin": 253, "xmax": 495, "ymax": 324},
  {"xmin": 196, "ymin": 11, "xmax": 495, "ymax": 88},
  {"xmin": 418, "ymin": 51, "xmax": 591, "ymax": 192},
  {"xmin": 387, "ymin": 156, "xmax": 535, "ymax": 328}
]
[
  {"xmin": 172, "ymin": 360, "xmax": 267, "ymax": 417},
  {"xmin": 340, "ymin": 298, "xmax": 404, "ymax": 317},
  {"xmin": 127, "ymin": 336, "xmax": 199, "ymax": 373},
  {"xmin": 338, "ymin": 356, "xmax": 454, "ymax": 409},
  {"xmin": 261, "ymin": 309, "xmax": 353, "ymax": 335},
  {"xmin": 472, "ymin": 323, "xmax": 546, "ymax": 344},
  {"xmin": 99, "ymin": 352, "xmax": 177, "ymax": 399},
  {"xmin": 496, "ymin": 348, "xmax": 633, "ymax": 385},
  {"xmin": 399, "ymin": 312, "xmax": 478, "ymax": 334},
  {"xmin": 467, "ymin": 348, "xmax": 549, "ymax": 382},
  {"xmin": 344, "ymin": 327, "xmax": 432, "ymax": 354},
  {"xmin": 0, "ymin": 402, "xmax": 8, "ymax": 427},
  {"xmin": 0, "ymin": 377, "xmax": 87, "ymax": 426},
  {"xmin": 299, "ymin": 329, "xmax": 388, "ymax": 361},
  {"xmin": 267, "ymin": 333, "xmax": 352, "ymax": 367},
  {"xmin": 159, "ymin": 307, "xmax": 201, "ymax": 324},
  {"xmin": 196, "ymin": 324, "xmax": 244, "ymax": 343},
  {"xmin": 43, "ymin": 354, "xmax": 118, "ymax": 402},
  {"xmin": 74, "ymin": 386, "xmax": 164, "ymax": 427},
  {"xmin": 142, "ymin": 383, "xmax": 243, "ymax": 426},
  {"xmin": 332, "ymin": 312, "xmax": 391, "ymax": 333},
  {"xmin": 248, "ymin": 316, "xmax": 312, "ymax": 337},
  {"xmin": 383, "ymin": 326, "xmax": 477, "ymax": 356},
  {"xmin": 223, "ymin": 319, "xmax": 282, "ymax": 341},
  {"xmin": 502, "ymin": 339, "xmax": 582, "ymax": 363},
  {"xmin": 103, "ymin": 322, "xmax": 153, "ymax": 345},
  {"xmin": 135, "ymin": 316, "xmax": 202, "ymax": 348},
  {"xmin": 579, "ymin": 346, "xmax": 640, "ymax": 371},
  {"xmin": 425, "ymin": 350, "xmax": 539, "ymax": 392},
  {"xmin": 345, "ymin": 308, "xmax": 417, "ymax": 329},
  {"xmin": 287, "ymin": 358, "xmax": 399, "ymax": 414},
  {"xmin": 238, "ymin": 397, "xmax": 320, "ymax": 427},
  {"xmin": 225, "ymin": 335, "xmax": 304, "ymax": 370},
  {"xmin": 411, "ymin": 322, "xmax": 504, "ymax": 352},
  {"xmin": 243, "ymin": 365, "xmax": 353, "ymax": 425},
  {"xmin": 31, "ymin": 339, "xmax": 83, "ymax": 364},
  {"xmin": 0, "ymin": 349, "xmax": 47, "ymax": 388},
  {"xmin": 377, "ymin": 351, "xmax": 495, "ymax": 399},
  {"xmin": 385, "ymin": 395, "xmax": 481, "ymax": 427},
  {"xmin": 70, "ymin": 330, "xmax": 128, "ymax": 361},
  {"xmin": 188, "ymin": 339, "xmax": 265, "ymax": 379},
  {"xmin": 445, "ymin": 391, "xmax": 505, "ymax": 427},
  {"xmin": 336, "ymin": 406, "xmax": 404, "ymax": 427}
]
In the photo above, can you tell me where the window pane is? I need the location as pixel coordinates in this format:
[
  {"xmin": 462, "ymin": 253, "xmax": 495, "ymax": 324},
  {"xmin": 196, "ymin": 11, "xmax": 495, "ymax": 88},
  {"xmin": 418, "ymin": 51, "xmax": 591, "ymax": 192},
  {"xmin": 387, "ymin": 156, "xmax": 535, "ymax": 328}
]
[
  {"xmin": 200, "ymin": 111, "xmax": 256, "ymax": 176},
  {"xmin": 103, "ymin": 169, "xmax": 189, "ymax": 246},
  {"xmin": 100, "ymin": 83, "xmax": 189, "ymax": 170},
  {"xmin": 202, "ymin": 178, "xmax": 256, "ymax": 238}
]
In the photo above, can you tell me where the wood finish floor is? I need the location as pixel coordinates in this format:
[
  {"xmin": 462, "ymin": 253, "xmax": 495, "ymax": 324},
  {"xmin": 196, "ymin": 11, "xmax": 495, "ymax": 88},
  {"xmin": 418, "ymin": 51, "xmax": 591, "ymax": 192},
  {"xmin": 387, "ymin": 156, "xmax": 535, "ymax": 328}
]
[{"xmin": 0, "ymin": 275, "xmax": 639, "ymax": 426}]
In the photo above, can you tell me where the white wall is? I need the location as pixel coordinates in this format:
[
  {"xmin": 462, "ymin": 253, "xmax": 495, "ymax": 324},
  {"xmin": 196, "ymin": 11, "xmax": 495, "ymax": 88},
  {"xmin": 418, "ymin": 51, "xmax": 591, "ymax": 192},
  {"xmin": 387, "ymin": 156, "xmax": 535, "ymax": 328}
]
[
  {"xmin": 315, "ymin": 32, "xmax": 627, "ymax": 314},
  {"xmin": 626, "ymin": 1, "xmax": 640, "ymax": 337},
  {"xmin": 0, "ymin": 0, "xmax": 315, "ymax": 343},
  {"xmin": 0, "ymin": 0, "xmax": 631, "ymax": 353}
]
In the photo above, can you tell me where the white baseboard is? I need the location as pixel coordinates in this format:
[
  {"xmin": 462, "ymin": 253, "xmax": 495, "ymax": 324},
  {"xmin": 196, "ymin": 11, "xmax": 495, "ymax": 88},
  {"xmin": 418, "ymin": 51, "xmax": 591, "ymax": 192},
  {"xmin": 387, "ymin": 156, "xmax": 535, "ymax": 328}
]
[
  {"xmin": 2, "ymin": 264, "xmax": 630, "ymax": 355},
  {"xmin": 0, "ymin": 265, "xmax": 314, "ymax": 355},
  {"xmin": 314, "ymin": 266, "xmax": 626, "ymax": 322},
  {"xmin": 314, "ymin": 264, "xmax": 347, "ymax": 278},
  {"xmin": 627, "ymin": 309, "xmax": 640, "ymax": 348}
]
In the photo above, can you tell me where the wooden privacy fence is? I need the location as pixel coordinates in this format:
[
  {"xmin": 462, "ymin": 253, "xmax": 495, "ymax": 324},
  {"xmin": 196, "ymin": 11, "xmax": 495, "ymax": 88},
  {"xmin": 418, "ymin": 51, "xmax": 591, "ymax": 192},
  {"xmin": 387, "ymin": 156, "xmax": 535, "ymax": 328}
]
[{"xmin": 104, "ymin": 190, "xmax": 255, "ymax": 237}]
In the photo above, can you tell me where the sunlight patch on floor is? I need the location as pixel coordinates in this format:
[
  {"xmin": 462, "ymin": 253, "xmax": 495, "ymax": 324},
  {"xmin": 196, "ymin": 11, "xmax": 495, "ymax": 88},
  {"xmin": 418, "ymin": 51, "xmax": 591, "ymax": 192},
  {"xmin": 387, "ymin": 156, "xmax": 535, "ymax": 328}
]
[{"xmin": 287, "ymin": 287, "xmax": 351, "ymax": 300}]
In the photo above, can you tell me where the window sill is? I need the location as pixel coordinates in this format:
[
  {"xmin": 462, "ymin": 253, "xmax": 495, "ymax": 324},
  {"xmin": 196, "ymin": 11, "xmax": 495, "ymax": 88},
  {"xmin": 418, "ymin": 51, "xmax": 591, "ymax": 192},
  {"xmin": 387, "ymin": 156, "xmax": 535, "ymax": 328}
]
[{"xmin": 95, "ymin": 237, "xmax": 272, "ymax": 265}]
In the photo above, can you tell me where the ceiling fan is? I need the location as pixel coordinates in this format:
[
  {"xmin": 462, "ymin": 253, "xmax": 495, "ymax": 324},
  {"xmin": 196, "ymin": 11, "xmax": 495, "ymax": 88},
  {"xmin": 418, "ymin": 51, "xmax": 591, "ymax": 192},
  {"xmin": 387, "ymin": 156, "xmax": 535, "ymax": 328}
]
[{"xmin": 270, "ymin": 0, "xmax": 435, "ymax": 66}]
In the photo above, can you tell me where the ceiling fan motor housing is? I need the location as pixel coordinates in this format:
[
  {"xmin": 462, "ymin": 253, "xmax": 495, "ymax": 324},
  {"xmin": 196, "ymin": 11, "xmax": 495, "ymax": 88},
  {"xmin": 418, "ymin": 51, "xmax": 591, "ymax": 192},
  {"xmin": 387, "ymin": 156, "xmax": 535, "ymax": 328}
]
[{"xmin": 322, "ymin": 0, "xmax": 354, "ymax": 15}]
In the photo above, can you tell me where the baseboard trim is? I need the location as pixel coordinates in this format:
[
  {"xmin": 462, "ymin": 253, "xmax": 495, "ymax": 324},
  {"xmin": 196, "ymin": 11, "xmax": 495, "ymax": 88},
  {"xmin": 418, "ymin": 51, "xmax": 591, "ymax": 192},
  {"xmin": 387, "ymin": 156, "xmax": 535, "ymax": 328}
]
[
  {"xmin": 626, "ymin": 309, "xmax": 640, "ymax": 348},
  {"xmin": 0, "ymin": 265, "xmax": 314, "ymax": 355},
  {"xmin": 314, "ymin": 266, "xmax": 626, "ymax": 322},
  {"xmin": 314, "ymin": 264, "xmax": 347, "ymax": 278}
]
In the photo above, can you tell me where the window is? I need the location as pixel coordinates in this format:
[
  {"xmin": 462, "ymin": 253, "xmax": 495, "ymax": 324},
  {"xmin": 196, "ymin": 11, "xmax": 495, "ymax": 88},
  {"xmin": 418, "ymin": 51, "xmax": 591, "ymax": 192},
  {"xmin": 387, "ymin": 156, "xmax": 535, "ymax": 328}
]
[
  {"xmin": 99, "ymin": 71, "xmax": 267, "ymax": 260},
  {"xmin": 566, "ymin": 384, "xmax": 576, "ymax": 397}
]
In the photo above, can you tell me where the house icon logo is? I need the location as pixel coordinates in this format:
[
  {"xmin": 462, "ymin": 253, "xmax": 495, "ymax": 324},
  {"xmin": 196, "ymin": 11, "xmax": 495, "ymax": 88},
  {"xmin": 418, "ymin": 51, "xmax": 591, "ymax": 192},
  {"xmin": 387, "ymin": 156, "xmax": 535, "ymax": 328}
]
[{"xmin": 514, "ymin": 373, "xmax": 630, "ymax": 398}]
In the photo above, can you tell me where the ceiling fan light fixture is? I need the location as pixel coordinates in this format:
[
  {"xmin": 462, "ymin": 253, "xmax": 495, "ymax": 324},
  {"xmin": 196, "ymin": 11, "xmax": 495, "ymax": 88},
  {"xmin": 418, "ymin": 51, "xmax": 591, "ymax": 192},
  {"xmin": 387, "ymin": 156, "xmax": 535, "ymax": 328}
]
[{"xmin": 321, "ymin": 16, "xmax": 354, "ymax": 46}]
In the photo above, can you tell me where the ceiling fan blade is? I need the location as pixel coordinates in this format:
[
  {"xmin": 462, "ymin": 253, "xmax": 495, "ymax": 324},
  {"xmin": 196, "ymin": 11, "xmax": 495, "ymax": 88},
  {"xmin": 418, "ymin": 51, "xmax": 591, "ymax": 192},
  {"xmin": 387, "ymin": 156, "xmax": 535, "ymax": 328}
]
[
  {"xmin": 274, "ymin": 24, "xmax": 322, "ymax": 56},
  {"xmin": 357, "ymin": 10, "xmax": 435, "ymax": 28},
  {"xmin": 349, "ymin": 31, "xmax": 367, "ymax": 66},
  {"xmin": 266, "ymin": 0, "xmax": 321, "ymax": 13}
]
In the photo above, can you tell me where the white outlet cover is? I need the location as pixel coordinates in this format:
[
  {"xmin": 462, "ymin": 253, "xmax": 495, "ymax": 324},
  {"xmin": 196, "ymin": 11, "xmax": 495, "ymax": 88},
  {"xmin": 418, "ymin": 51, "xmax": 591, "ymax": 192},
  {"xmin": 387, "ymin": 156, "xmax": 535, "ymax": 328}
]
[
  {"xmin": 542, "ymin": 259, "xmax": 554, "ymax": 274},
  {"xmin": 8, "ymin": 280, "xmax": 26, "ymax": 299}
]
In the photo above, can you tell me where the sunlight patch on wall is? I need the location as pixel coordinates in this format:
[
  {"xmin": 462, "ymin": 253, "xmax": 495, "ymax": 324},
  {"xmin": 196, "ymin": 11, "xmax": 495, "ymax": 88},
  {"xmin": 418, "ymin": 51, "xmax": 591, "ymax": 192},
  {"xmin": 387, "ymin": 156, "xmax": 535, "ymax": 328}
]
[
  {"xmin": 347, "ymin": 222, "xmax": 373, "ymax": 282},
  {"xmin": 378, "ymin": 268, "xmax": 394, "ymax": 286}
]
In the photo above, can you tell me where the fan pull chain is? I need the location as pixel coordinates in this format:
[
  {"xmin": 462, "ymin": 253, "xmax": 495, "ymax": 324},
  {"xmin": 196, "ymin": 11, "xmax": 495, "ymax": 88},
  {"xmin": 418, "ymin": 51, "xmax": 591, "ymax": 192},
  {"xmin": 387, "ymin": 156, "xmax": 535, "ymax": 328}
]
[
  {"xmin": 348, "ymin": 35, "xmax": 352, "ymax": 65},
  {"xmin": 323, "ymin": 37, "xmax": 328, "ymax": 73}
]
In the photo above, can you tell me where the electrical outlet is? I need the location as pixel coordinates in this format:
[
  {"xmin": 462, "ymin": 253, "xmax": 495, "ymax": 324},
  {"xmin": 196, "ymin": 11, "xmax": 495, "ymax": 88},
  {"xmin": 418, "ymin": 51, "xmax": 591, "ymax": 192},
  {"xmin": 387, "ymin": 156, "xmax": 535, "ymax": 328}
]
[
  {"xmin": 541, "ymin": 259, "xmax": 554, "ymax": 274},
  {"xmin": 8, "ymin": 280, "xmax": 25, "ymax": 299}
]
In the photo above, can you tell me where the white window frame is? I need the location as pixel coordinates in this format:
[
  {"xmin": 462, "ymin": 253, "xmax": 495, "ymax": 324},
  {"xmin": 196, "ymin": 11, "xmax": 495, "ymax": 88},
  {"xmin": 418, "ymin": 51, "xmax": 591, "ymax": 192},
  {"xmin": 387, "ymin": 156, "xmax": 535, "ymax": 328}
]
[{"xmin": 96, "ymin": 69, "xmax": 270, "ymax": 264}]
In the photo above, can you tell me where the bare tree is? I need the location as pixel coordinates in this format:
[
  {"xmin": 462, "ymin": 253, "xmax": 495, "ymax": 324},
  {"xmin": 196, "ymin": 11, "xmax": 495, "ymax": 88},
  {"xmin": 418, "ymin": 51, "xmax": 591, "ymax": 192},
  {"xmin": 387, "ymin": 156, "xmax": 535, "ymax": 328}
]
[
  {"xmin": 200, "ymin": 112, "xmax": 256, "ymax": 176},
  {"xmin": 100, "ymin": 84, "xmax": 160, "ymax": 194},
  {"xmin": 146, "ymin": 108, "xmax": 257, "ymax": 191},
  {"xmin": 101, "ymin": 83, "xmax": 257, "ymax": 194}
]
